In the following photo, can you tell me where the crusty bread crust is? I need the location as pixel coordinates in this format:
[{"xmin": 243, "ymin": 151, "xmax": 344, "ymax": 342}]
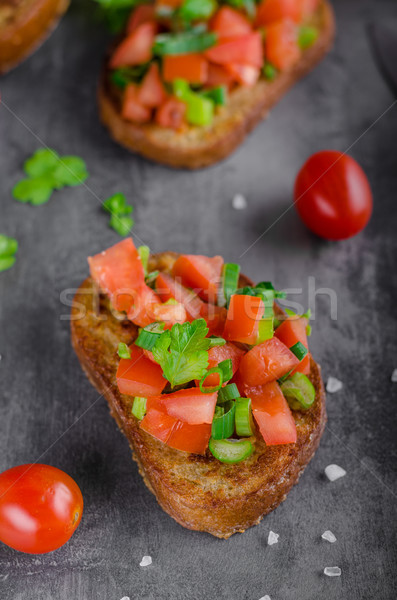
[
  {"xmin": 98, "ymin": 0, "xmax": 335, "ymax": 169},
  {"xmin": 71, "ymin": 251, "xmax": 327, "ymax": 538},
  {"xmin": 0, "ymin": 0, "xmax": 70, "ymax": 74}
]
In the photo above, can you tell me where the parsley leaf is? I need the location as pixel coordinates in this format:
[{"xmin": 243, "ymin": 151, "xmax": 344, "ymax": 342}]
[
  {"xmin": 24, "ymin": 149, "xmax": 60, "ymax": 177},
  {"xmin": 152, "ymin": 318, "xmax": 215, "ymax": 388},
  {"xmin": 103, "ymin": 192, "xmax": 134, "ymax": 236},
  {"xmin": 52, "ymin": 156, "xmax": 89, "ymax": 187},
  {"xmin": 13, "ymin": 178, "xmax": 54, "ymax": 205},
  {"xmin": 109, "ymin": 214, "xmax": 134, "ymax": 236},
  {"xmin": 0, "ymin": 234, "xmax": 18, "ymax": 272}
]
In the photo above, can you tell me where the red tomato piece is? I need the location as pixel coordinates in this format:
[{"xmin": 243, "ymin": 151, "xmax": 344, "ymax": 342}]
[
  {"xmin": 223, "ymin": 294, "xmax": 265, "ymax": 344},
  {"xmin": 250, "ymin": 381, "xmax": 297, "ymax": 445},
  {"xmin": 116, "ymin": 345, "xmax": 167, "ymax": 397},
  {"xmin": 275, "ymin": 316, "xmax": 310, "ymax": 375},
  {"xmin": 88, "ymin": 238, "xmax": 145, "ymax": 313},
  {"xmin": 207, "ymin": 63, "xmax": 236, "ymax": 87},
  {"xmin": 140, "ymin": 408, "xmax": 179, "ymax": 443},
  {"xmin": 163, "ymin": 54, "xmax": 209, "ymax": 84},
  {"xmin": 156, "ymin": 0, "xmax": 182, "ymax": 8},
  {"xmin": 256, "ymin": 0, "xmax": 301, "ymax": 26},
  {"xmin": 138, "ymin": 63, "xmax": 167, "ymax": 108},
  {"xmin": 226, "ymin": 63, "xmax": 260, "ymax": 86},
  {"xmin": 156, "ymin": 272, "xmax": 203, "ymax": 320},
  {"xmin": 299, "ymin": 0, "xmax": 320, "ymax": 19},
  {"xmin": 238, "ymin": 337, "xmax": 299, "ymax": 386},
  {"xmin": 147, "ymin": 389, "xmax": 217, "ymax": 424},
  {"xmin": 127, "ymin": 4, "xmax": 156, "ymax": 32},
  {"xmin": 151, "ymin": 300, "xmax": 187, "ymax": 328},
  {"xmin": 155, "ymin": 97, "xmax": 187, "ymax": 130},
  {"xmin": 210, "ymin": 6, "xmax": 252, "ymax": 40},
  {"xmin": 294, "ymin": 151, "xmax": 373, "ymax": 240},
  {"xmin": 172, "ymin": 254, "xmax": 224, "ymax": 303},
  {"xmin": 265, "ymin": 19, "xmax": 301, "ymax": 71},
  {"xmin": 127, "ymin": 283, "xmax": 161, "ymax": 327},
  {"xmin": 0, "ymin": 464, "xmax": 83, "ymax": 554},
  {"xmin": 199, "ymin": 302, "xmax": 227, "ymax": 337},
  {"xmin": 122, "ymin": 84, "xmax": 152, "ymax": 123},
  {"xmin": 167, "ymin": 421, "xmax": 212, "ymax": 454},
  {"xmin": 205, "ymin": 342, "xmax": 245, "ymax": 386},
  {"xmin": 206, "ymin": 32, "xmax": 264, "ymax": 68},
  {"xmin": 110, "ymin": 22, "xmax": 156, "ymax": 68}
]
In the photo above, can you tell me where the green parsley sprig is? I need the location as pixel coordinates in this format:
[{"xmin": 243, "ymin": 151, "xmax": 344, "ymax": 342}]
[
  {"xmin": 0, "ymin": 235, "xmax": 18, "ymax": 272},
  {"xmin": 102, "ymin": 193, "xmax": 134, "ymax": 236},
  {"xmin": 12, "ymin": 149, "xmax": 89, "ymax": 206}
]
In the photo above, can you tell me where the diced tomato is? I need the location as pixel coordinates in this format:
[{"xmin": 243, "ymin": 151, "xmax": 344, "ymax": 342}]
[
  {"xmin": 223, "ymin": 294, "xmax": 265, "ymax": 345},
  {"xmin": 238, "ymin": 337, "xmax": 299, "ymax": 386},
  {"xmin": 210, "ymin": 6, "xmax": 252, "ymax": 40},
  {"xmin": 205, "ymin": 32, "xmax": 264, "ymax": 68},
  {"xmin": 156, "ymin": 272, "xmax": 203, "ymax": 320},
  {"xmin": 110, "ymin": 22, "xmax": 156, "ymax": 68},
  {"xmin": 155, "ymin": 97, "xmax": 187, "ymax": 130},
  {"xmin": 127, "ymin": 4, "xmax": 156, "ymax": 33},
  {"xmin": 250, "ymin": 381, "xmax": 297, "ymax": 445},
  {"xmin": 138, "ymin": 63, "xmax": 167, "ymax": 108},
  {"xmin": 207, "ymin": 63, "xmax": 236, "ymax": 87},
  {"xmin": 167, "ymin": 421, "xmax": 212, "ymax": 454},
  {"xmin": 116, "ymin": 345, "xmax": 167, "ymax": 397},
  {"xmin": 147, "ymin": 389, "xmax": 217, "ymax": 424},
  {"xmin": 205, "ymin": 342, "xmax": 245, "ymax": 386},
  {"xmin": 299, "ymin": 0, "xmax": 320, "ymax": 18},
  {"xmin": 265, "ymin": 19, "xmax": 301, "ymax": 71},
  {"xmin": 140, "ymin": 408, "xmax": 179, "ymax": 443},
  {"xmin": 122, "ymin": 84, "xmax": 151, "ymax": 124},
  {"xmin": 151, "ymin": 301, "xmax": 187, "ymax": 328},
  {"xmin": 200, "ymin": 302, "xmax": 227, "ymax": 337},
  {"xmin": 163, "ymin": 54, "xmax": 209, "ymax": 84},
  {"xmin": 275, "ymin": 316, "xmax": 310, "ymax": 375},
  {"xmin": 256, "ymin": 0, "xmax": 301, "ymax": 26},
  {"xmin": 88, "ymin": 238, "xmax": 145, "ymax": 313},
  {"xmin": 127, "ymin": 284, "xmax": 161, "ymax": 327},
  {"xmin": 226, "ymin": 63, "xmax": 260, "ymax": 86},
  {"xmin": 155, "ymin": 0, "xmax": 182, "ymax": 8},
  {"xmin": 172, "ymin": 254, "xmax": 224, "ymax": 303}
]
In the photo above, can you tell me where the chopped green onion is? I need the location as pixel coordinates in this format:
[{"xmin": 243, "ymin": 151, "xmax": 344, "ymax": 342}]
[
  {"xmin": 118, "ymin": 342, "xmax": 131, "ymax": 359},
  {"xmin": 273, "ymin": 316, "xmax": 282, "ymax": 329},
  {"xmin": 278, "ymin": 369, "xmax": 293, "ymax": 385},
  {"xmin": 298, "ymin": 26, "xmax": 318, "ymax": 50},
  {"xmin": 218, "ymin": 359, "xmax": 233, "ymax": 382},
  {"xmin": 179, "ymin": 0, "xmax": 217, "ymax": 22},
  {"xmin": 211, "ymin": 400, "xmax": 236, "ymax": 439},
  {"xmin": 263, "ymin": 62, "xmax": 278, "ymax": 81},
  {"xmin": 218, "ymin": 263, "xmax": 240, "ymax": 307},
  {"xmin": 145, "ymin": 269, "xmax": 159, "ymax": 285},
  {"xmin": 111, "ymin": 64, "xmax": 150, "ymax": 88},
  {"xmin": 235, "ymin": 397, "xmax": 254, "ymax": 437},
  {"xmin": 208, "ymin": 437, "xmax": 253, "ymax": 464},
  {"xmin": 281, "ymin": 372, "xmax": 315, "ymax": 410},
  {"xmin": 153, "ymin": 31, "xmax": 217, "ymax": 56},
  {"xmin": 208, "ymin": 336, "xmax": 226, "ymax": 348},
  {"xmin": 290, "ymin": 341, "xmax": 308, "ymax": 361},
  {"xmin": 138, "ymin": 245, "xmax": 150, "ymax": 274},
  {"xmin": 199, "ymin": 367, "xmax": 223, "ymax": 393},
  {"xmin": 132, "ymin": 396, "xmax": 147, "ymax": 420},
  {"xmin": 218, "ymin": 383, "xmax": 240, "ymax": 403},
  {"xmin": 186, "ymin": 93, "xmax": 214, "ymax": 126},
  {"xmin": 173, "ymin": 78, "xmax": 191, "ymax": 100},
  {"xmin": 257, "ymin": 318, "xmax": 274, "ymax": 343},
  {"xmin": 256, "ymin": 281, "xmax": 286, "ymax": 299},
  {"xmin": 135, "ymin": 322, "xmax": 165, "ymax": 351},
  {"xmin": 201, "ymin": 86, "xmax": 228, "ymax": 106},
  {"xmin": 306, "ymin": 324, "xmax": 312, "ymax": 337}
]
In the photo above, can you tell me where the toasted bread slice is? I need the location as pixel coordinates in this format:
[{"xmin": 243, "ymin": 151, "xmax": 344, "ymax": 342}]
[
  {"xmin": 98, "ymin": 0, "xmax": 335, "ymax": 169},
  {"xmin": 0, "ymin": 0, "xmax": 69, "ymax": 74},
  {"xmin": 71, "ymin": 251, "xmax": 326, "ymax": 538}
]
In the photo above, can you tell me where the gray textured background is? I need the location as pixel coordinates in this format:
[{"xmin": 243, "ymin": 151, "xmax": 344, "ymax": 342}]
[{"xmin": 1, "ymin": 0, "xmax": 397, "ymax": 598}]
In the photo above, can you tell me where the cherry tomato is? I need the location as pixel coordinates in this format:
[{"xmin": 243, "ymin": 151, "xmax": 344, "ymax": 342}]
[
  {"xmin": 294, "ymin": 151, "xmax": 373, "ymax": 240},
  {"xmin": 0, "ymin": 464, "xmax": 83, "ymax": 554}
]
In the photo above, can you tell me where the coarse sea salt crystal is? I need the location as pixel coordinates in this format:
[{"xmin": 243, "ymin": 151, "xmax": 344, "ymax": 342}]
[
  {"xmin": 232, "ymin": 193, "xmax": 247, "ymax": 210},
  {"xmin": 326, "ymin": 377, "xmax": 343, "ymax": 393},
  {"xmin": 391, "ymin": 369, "xmax": 397, "ymax": 383},
  {"xmin": 324, "ymin": 567, "xmax": 341, "ymax": 577},
  {"xmin": 322, "ymin": 530, "xmax": 337, "ymax": 543},
  {"xmin": 140, "ymin": 556, "xmax": 152, "ymax": 567},
  {"xmin": 259, "ymin": 596, "xmax": 271, "ymax": 600},
  {"xmin": 120, "ymin": 597, "xmax": 130, "ymax": 600},
  {"xmin": 325, "ymin": 464, "xmax": 346, "ymax": 482},
  {"xmin": 267, "ymin": 531, "xmax": 279, "ymax": 545}
]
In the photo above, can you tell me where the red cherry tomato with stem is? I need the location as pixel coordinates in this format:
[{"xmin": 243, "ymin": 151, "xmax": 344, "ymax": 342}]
[
  {"xmin": 294, "ymin": 151, "xmax": 373, "ymax": 240},
  {"xmin": 0, "ymin": 464, "xmax": 83, "ymax": 554}
]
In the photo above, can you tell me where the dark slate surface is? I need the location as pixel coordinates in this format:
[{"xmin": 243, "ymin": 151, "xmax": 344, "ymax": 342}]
[{"xmin": 1, "ymin": 1, "xmax": 397, "ymax": 598}]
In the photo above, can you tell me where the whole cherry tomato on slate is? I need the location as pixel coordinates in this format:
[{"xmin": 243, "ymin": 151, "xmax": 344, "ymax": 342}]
[
  {"xmin": 294, "ymin": 151, "xmax": 373, "ymax": 240},
  {"xmin": 0, "ymin": 464, "xmax": 83, "ymax": 554}
]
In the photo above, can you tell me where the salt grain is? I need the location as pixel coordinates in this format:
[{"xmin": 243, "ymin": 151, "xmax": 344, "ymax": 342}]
[
  {"xmin": 322, "ymin": 530, "xmax": 337, "ymax": 543},
  {"xmin": 391, "ymin": 369, "xmax": 397, "ymax": 383},
  {"xmin": 139, "ymin": 556, "xmax": 152, "ymax": 567},
  {"xmin": 325, "ymin": 464, "xmax": 346, "ymax": 482},
  {"xmin": 267, "ymin": 531, "xmax": 279, "ymax": 545},
  {"xmin": 120, "ymin": 597, "xmax": 130, "ymax": 600},
  {"xmin": 324, "ymin": 567, "xmax": 341, "ymax": 577},
  {"xmin": 259, "ymin": 596, "xmax": 271, "ymax": 600},
  {"xmin": 232, "ymin": 193, "xmax": 247, "ymax": 210},
  {"xmin": 326, "ymin": 377, "xmax": 343, "ymax": 393}
]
